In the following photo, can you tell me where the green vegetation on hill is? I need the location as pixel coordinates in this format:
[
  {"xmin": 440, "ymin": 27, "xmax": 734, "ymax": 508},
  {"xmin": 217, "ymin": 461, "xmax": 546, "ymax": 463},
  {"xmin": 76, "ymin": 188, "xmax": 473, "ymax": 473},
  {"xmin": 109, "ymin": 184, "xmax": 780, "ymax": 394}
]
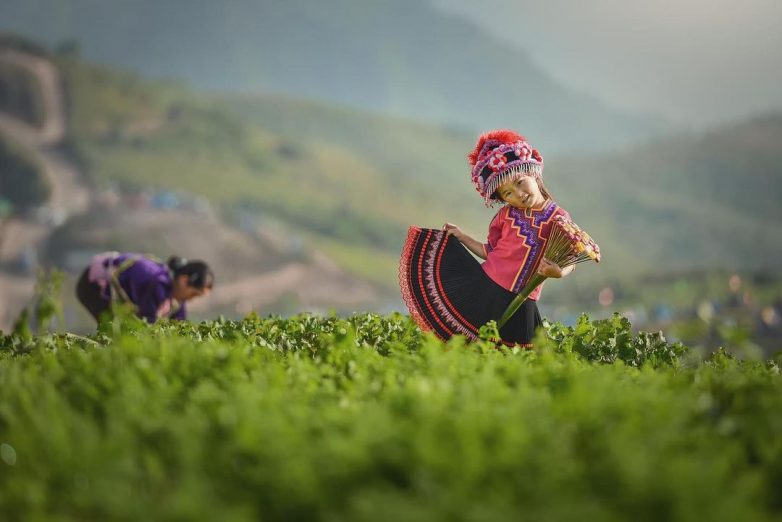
[
  {"xmin": 218, "ymin": 93, "xmax": 782, "ymax": 290},
  {"xmin": 6, "ymin": 42, "xmax": 770, "ymax": 297},
  {"xmin": 546, "ymin": 114, "xmax": 782, "ymax": 281},
  {"xmin": 1, "ymin": 313, "xmax": 781, "ymax": 520},
  {"xmin": 55, "ymin": 52, "xmax": 782, "ymax": 293},
  {"xmin": 218, "ymin": 92, "xmax": 475, "ymax": 195},
  {"xmin": 56, "ymin": 56, "xmax": 496, "ymax": 292}
]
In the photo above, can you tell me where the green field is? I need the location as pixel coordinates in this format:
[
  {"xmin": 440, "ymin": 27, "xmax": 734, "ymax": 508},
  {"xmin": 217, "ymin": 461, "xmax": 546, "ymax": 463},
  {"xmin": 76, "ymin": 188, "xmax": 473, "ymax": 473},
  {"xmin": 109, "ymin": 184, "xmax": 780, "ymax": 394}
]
[{"xmin": 1, "ymin": 313, "xmax": 781, "ymax": 521}]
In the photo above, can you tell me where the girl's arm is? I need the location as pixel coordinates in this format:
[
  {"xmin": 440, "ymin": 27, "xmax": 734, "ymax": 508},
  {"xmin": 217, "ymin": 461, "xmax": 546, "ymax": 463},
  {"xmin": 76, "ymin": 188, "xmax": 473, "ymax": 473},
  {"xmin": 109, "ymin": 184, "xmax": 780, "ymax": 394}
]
[{"xmin": 443, "ymin": 223, "xmax": 487, "ymax": 260}]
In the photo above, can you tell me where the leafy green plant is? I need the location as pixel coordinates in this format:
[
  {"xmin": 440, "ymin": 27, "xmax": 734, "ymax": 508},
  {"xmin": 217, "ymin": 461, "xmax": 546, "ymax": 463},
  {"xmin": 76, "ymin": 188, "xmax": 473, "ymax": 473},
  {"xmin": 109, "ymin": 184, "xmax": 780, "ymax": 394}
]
[
  {"xmin": 32, "ymin": 268, "xmax": 64, "ymax": 331},
  {"xmin": 541, "ymin": 312, "xmax": 688, "ymax": 367},
  {"xmin": 1, "ymin": 312, "xmax": 780, "ymax": 521},
  {"xmin": 10, "ymin": 268, "xmax": 65, "ymax": 338}
]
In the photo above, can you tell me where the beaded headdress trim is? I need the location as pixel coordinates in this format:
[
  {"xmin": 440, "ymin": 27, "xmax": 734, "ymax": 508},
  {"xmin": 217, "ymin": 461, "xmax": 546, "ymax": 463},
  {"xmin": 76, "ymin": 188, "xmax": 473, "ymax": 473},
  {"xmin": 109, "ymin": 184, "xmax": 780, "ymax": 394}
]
[{"xmin": 471, "ymin": 140, "xmax": 543, "ymax": 206}]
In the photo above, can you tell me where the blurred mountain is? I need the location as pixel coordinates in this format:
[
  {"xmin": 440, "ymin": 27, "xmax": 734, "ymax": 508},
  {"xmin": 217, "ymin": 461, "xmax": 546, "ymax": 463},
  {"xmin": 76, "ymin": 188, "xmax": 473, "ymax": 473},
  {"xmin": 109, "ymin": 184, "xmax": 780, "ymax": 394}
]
[
  {"xmin": 3, "ymin": 38, "xmax": 779, "ymax": 303},
  {"xmin": 549, "ymin": 114, "xmax": 782, "ymax": 277},
  {"xmin": 0, "ymin": 0, "xmax": 668, "ymax": 152},
  {"xmin": 218, "ymin": 92, "xmax": 782, "ymax": 282},
  {"xmin": 44, "ymin": 51, "xmax": 486, "ymax": 294}
]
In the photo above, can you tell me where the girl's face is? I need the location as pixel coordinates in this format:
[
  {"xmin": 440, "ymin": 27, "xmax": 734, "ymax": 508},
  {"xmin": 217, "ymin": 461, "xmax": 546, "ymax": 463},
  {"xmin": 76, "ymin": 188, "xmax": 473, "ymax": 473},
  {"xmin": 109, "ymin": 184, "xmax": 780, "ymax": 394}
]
[{"xmin": 497, "ymin": 175, "xmax": 546, "ymax": 209}]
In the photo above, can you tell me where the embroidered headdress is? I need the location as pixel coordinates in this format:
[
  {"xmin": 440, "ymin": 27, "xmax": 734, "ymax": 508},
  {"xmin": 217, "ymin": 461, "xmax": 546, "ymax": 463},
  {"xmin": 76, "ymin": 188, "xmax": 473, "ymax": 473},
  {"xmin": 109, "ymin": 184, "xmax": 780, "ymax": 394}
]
[{"xmin": 468, "ymin": 129, "xmax": 543, "ymax": 206}]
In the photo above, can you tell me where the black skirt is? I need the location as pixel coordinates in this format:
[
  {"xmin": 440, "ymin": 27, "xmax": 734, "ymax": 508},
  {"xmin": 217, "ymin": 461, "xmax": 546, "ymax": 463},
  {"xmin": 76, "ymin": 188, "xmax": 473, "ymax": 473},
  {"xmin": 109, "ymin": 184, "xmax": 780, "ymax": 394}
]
[{"xmin": 399, "ymin": 227, "xmax": 542, "ymax": 346}]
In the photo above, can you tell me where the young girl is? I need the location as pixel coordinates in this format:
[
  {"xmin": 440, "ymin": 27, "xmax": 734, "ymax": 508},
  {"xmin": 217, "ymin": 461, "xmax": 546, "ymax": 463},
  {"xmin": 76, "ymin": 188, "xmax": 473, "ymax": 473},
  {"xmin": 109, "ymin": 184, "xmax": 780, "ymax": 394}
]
[
  {"xmin": 76, "ymin": 252, "xmax": 214, "ymax": 324},
  {"xmin": 399, "ymin": 129, "xmax": 574, "ymax": 346}
]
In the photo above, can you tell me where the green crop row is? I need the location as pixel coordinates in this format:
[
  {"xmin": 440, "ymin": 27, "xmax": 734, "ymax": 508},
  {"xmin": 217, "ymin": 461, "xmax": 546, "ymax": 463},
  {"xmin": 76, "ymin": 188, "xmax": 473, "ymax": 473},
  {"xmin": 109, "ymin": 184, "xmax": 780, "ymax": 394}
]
[{"xmin": 1, "ymin": 313, "xmax": 781, "ymax": 521}]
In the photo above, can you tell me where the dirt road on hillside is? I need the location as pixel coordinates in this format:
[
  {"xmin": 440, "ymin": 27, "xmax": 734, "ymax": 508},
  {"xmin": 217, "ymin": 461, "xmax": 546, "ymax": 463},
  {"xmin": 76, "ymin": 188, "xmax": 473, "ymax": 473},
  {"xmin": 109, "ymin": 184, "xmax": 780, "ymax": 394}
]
[
  {"xmin": 0, "ymin": 49, "xmax": 90, "ymax": 331},
  {"xmin": 188, "ymin": 250, "xmax": 377, "ymax": 316},
  {"xmin": 0, "ymin": 49, "xmax": 383, "ymax": 331},
  {"xmin": 0, "ymin": 50, "xmax": 66, "ymax": 143},
  {"xmin": 0, "ymin": 50, "xmax": 89, "ymax": 219}
]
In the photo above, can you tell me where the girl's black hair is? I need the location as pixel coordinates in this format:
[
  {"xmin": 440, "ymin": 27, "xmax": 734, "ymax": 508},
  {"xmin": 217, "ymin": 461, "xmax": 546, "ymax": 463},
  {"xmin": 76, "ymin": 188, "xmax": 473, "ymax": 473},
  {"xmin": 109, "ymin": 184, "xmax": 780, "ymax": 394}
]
[
  {"xmin": 493, "ymin": 177, "xmax": 553, "ymax": 203},
  {"xmin": 167, "ymin": 256, "xmax": 214, "ymax": 289}
]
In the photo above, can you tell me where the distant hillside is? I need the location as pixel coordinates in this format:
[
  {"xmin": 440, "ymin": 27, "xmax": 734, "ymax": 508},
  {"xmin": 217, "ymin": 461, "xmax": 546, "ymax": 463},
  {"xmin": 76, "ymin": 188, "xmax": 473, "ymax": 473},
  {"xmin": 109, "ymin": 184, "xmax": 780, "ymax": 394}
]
[
  {"xmin": 5, "ymin": 41, "xmax": 778, "ymax": 298},
  {"xmin": 52, "ymin": 55, "xmax": 487, "ymax": 293},
  {"xmin": 215, "ymin": 91, "xmax": 481, "ymax": 210},
  {"xmin": 0, "ymin": 0, "xmax": 667, "ymax": 152},
  {"xmin": 548, "ymin": 114, "xmax": 782, "ymax": 276},
  {"xmin": 218, "ymin": 93, "xmax": 782, "ymax": 281}
]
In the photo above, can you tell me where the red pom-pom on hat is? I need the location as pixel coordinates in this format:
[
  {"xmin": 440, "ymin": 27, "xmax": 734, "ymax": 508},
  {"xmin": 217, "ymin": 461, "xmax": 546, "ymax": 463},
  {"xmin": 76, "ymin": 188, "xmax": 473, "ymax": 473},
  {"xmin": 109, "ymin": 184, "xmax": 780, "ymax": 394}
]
[{"xmin": 468, "ymin": 129, "xmax": 527, "ymax": 166}]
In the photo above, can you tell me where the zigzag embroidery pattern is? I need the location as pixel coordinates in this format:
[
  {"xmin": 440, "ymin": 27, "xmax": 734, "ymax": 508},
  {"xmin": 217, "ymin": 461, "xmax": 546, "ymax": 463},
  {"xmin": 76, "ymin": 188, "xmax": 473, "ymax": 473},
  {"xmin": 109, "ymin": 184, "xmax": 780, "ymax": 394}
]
[{"xmin": 506, "ymin": 201, "xmax": 559, "ymax": 293}]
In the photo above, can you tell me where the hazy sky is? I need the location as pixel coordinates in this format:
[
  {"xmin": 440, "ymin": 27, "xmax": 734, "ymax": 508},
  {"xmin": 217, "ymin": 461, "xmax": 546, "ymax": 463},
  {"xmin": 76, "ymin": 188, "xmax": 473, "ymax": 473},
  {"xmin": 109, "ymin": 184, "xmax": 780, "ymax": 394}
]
[{"xmin": 434, "ymin": 0, "xmax": 781, "ymax": 128}]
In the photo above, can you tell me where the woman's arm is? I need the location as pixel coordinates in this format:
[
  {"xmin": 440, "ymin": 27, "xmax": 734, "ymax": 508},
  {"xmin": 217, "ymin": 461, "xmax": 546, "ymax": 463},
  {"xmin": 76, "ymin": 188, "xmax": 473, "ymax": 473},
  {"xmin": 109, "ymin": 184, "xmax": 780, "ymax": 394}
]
[
  {"xmin": 443, "ymin": 223, "xmax": 487, "ymax": 260},
  {"xmin": 133, "ymin": 281, "xmax": 165, "ymax": 323}
]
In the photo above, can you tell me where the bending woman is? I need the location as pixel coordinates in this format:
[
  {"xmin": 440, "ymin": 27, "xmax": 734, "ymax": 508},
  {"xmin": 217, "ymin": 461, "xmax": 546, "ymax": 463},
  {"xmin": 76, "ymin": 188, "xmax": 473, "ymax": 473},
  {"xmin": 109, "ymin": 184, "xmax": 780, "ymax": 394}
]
[{"xmin": 76, "ymin": 252, "xmax": 213, "ymax": 323}]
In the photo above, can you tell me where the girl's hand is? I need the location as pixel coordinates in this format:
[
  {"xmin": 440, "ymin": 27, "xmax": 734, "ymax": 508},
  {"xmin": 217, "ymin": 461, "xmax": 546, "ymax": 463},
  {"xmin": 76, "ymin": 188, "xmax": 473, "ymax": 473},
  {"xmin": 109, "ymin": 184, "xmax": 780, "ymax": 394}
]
[
  {"xmin": 443, "ymin": 224, "xmax": 487, "ymax": 260},
  {"xmin": 537, "ymin": 258, "xmax": 564, "ymax": 278},
  {"xmin": 442, "ymin": 223, "xmax": 464, "ymax": 241}
]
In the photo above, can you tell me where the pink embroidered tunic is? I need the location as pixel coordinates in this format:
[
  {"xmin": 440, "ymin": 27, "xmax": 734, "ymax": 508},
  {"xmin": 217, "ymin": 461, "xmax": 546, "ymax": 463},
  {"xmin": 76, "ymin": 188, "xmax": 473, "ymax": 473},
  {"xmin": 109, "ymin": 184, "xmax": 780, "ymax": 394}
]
[{"xmin": 481, "ymin": 200, "xmax": 569, "ymax": 300}]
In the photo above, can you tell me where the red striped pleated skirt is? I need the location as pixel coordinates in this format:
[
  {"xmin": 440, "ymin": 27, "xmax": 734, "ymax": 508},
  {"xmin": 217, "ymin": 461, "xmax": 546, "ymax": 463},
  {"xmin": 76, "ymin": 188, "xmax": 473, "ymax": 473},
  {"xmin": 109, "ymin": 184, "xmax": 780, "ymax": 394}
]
[{"xmin": 399, "ymin": 227, "xmax": 541, "ymax": 346}]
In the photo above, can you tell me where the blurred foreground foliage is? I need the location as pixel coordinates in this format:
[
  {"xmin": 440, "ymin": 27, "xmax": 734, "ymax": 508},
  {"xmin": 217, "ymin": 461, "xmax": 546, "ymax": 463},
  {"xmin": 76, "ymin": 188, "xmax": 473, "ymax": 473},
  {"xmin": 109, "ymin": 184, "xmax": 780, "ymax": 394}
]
[{"xmin": 1, "ymin": 312, "xmax": 781, "ymax": 521}]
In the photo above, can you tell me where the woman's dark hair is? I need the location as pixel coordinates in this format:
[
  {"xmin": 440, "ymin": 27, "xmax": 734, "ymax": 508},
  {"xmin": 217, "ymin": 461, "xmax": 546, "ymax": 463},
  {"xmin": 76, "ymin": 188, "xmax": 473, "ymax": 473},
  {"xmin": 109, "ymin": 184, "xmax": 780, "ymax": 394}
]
[{"xmin": 167, "ymin": 256, "xmax": 214, "ymax": 289}]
